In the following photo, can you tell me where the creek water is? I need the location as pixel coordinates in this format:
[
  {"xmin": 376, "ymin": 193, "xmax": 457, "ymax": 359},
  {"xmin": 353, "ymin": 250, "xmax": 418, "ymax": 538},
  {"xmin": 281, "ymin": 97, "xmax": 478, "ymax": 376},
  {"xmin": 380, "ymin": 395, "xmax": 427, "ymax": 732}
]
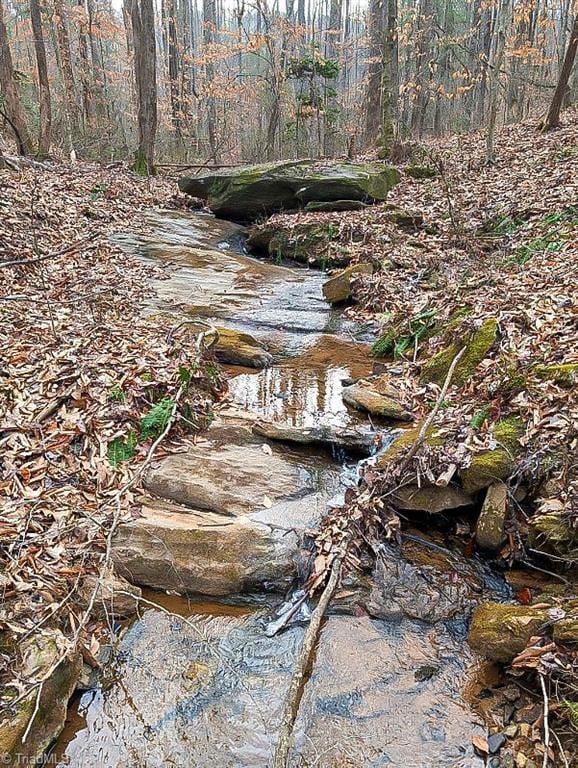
[{"xmin": 53, "ymin": 210, "xmax": 497, "ymax": 767}]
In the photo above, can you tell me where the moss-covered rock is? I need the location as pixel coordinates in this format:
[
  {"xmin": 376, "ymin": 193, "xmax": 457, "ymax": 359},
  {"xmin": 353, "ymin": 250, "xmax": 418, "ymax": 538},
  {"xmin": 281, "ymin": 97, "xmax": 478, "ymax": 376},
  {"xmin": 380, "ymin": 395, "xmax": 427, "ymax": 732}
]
[
  {"xmin": 405, "ymin": 164, "xmax": 438, "ymax": 179},
  {"xmin": 304, "ymin": 200, "xmax": 366, "ymax": 212},
  {"xmin": 460, "ymin": 416, "xmax": 523, "ymax": 494},
  {"xmin": 322, "ymin": 262, "xmax": 373, "ymax": 304},
  {"xmin": 247, "ymin": 220, "xmax": 347, "ymax": 268},
  {"xmin": 375, "ymin": 423, "xmax": 445, "ymax": 469},
  {"xmin": 553, "ymin": 617, "xmax": 578, "ymax": 644},
  {"xmin": 0, "ymin": 632, "xmax": 81, "ymax": 763},
  {"xmin": 475, "ymin": 482, "xmax": 508, "ymax": 551},
  {"xmin": 179, "ymin": 160, "xmax": 400, "ymax": 220},
  {"xmin": 469, "ymin": 603, "xmax": 549, "ymax": 662},
  {"xmin": 342, "ymin": 380, "xmax": 413, "ymax": 421},
  {"xmin": 529, "ymin": 511, "xmax": 578, "ymax": 557},
  {"xmin": 420, "ymin": 318, "xmax": 498, "ymax": 387},
  {"xmin": 535, "ymin": 363, "xmax": 578, "ymax": 388}
]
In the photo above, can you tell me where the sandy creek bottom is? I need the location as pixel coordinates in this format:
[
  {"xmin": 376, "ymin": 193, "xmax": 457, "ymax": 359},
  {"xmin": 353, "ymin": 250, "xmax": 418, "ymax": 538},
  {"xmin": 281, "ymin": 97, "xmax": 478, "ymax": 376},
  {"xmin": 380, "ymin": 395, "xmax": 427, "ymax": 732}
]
[{"xmin": 52, "ymin": 211, "xmax": 504, "ymax": 768}]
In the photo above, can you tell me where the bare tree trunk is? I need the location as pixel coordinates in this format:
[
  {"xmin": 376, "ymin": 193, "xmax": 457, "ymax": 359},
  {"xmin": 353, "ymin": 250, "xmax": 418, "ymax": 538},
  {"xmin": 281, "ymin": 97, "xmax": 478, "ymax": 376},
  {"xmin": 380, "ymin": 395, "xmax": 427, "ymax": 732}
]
[
  {"xmin": 324, "ymin": 0, "xmax": 341, "ymax": 155},
  {"xmin": 126, "ymin": 0, "xmax": 158, "ymax": 173},
  {"xmin": 486, "ymin": 0, "xmax": 510, "ymax": 164},
  {"xmin": 203, "ymin": 0, "xmax": 217, "ymax": 160},
  {"xmin": 411, "ymin": 0, "xmax": 435, "ymax": 136},
  {"xmin": 53, "ymin": 0, "xmax": 79, "ymax": 140},
  {"xmin": 0, "ymin": 0, "xmax": 34, "ymax": 155},
  {"xmin": 542, "ymin": 13, "xmax": 578, "ymax": 129},
  {"xmin": 365, "ymin": 0, "xmax": 384, "ymax": 145},
  {"xmin": 30, "ymin": 0, "xmax": 52, "ymax": 156},
  {"xmin": 77, "ymin": 0, "xmax": 94, "ymax": 124}
]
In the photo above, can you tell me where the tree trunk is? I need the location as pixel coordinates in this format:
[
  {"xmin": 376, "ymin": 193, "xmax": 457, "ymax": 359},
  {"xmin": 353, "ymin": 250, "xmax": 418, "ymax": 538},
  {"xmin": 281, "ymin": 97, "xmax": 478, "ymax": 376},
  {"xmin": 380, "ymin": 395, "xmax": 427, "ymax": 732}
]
[
  {"xmin": 53, "ymin": 0, "xmax": 79, "ymax": 139},
  {"xmin": 365, "ymin": 0, "xmax": 384, "ymax": 145},
  {"xmin": 126, "ymin": 0, "xmax": 158, "ymax": 173},
  {"xmin": 0, "ymin": 1, "xmax": 34, "ymax": 155},
  {"xmin": 323, "ymin": 0, "xmax": 341, "ymax": 155},
  {"xmin": 411, "ymin": 0, "xmax": 434, "ymax": 136},
  {"xmin": 203, "ymin": 0, "xmax": 217, "ymax": 160},
  {"xmin": 166, "ymin": 0, "xmax": 181, "ymax": 135},
  {"xmin": 542, "ymin": 14, "xmax": 578, "ymax": 129},
  {"xmin": 30, "ymin": 0, "xmax": 52, "ymax": 156}
]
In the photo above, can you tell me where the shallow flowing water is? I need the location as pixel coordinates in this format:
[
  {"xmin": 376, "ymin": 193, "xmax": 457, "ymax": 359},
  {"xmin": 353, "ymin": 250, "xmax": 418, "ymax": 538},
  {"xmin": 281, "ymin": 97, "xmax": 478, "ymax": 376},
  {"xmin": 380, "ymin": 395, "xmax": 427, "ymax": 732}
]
[{"xmin": 53, "ymin": 210, "xmax": 494, "ymax": 767}]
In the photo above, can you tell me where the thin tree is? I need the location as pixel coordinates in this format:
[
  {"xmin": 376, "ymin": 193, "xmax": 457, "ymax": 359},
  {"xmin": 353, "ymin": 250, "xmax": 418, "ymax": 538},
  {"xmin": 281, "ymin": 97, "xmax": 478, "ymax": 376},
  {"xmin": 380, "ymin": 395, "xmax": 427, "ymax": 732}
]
[
  {"xmin": 203, "ymin": 0, "xmax": 217, "ymax": 160},
  {"xmin": 126, "ymin": 0, "xmax": 158, "ymax": 173},
  {"xmin": 0, "ymin": 0, "xmax": 33, "ymax": 155},
  {"xmin": 365, "ymin": 0, "xmax": 396, "ymax": 156},
  {"xmin": 30, "ymin": 0, "xmax": 52, "ymax": 156},
  {"xmin": 53, "ymin": 0, "xmax": 79, "ymax": 144},
  {"xmin": 541, "ymin": 13, "xmax": 578, "ymax": 130}
]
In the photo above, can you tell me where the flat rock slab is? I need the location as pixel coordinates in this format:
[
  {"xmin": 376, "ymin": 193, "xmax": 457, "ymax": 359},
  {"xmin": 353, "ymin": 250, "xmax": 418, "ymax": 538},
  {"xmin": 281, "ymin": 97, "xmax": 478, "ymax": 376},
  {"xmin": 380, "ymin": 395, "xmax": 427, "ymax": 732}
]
[
  {"xmin": 112, "ymin": 498, "xmax": 300, "ymax": 595},
  {"xmin": 55, "ymin": 612, "xmax": 484, "ymax": 768},
  {"xmin": 178, "ymin": 160, "xmax": 399, "ymax": 220},
  {"xmin": 252, "ymin": 419, "xmax": 376, "ymax": 454},
  {"xmin": 144, "ymin": 437, "xmax": 336, "ymax": 516}
]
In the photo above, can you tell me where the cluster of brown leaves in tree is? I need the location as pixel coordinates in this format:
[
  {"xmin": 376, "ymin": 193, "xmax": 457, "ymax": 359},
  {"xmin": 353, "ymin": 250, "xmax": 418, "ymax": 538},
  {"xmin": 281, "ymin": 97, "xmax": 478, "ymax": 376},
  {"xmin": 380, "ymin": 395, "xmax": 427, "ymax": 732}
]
[{"xmin": 0, "ymin": 164, "xmax": 223, "ymax": 708}]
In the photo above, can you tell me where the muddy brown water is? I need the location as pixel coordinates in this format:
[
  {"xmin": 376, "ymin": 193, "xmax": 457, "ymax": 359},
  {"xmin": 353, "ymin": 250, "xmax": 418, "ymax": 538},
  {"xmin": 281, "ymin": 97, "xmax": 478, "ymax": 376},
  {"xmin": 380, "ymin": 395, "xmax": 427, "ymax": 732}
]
[{"xmin": 53, "ymin": 211, "xmax": 493, "ymax": 767}]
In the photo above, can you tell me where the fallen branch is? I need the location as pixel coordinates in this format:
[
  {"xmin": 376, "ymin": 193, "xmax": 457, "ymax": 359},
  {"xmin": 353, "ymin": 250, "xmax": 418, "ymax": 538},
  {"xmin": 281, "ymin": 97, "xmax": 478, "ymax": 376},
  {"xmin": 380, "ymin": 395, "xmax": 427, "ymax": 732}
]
[
  {"xmin": 273, "ymin": 548, "xmax": 346, "ymax": 768},
  {"xmin": 397, "ymin": 346, "xmax": 466, "ymax": 476},
  {"xmin": 540, "ymin": 673, "xmax": 550, "ymax": 768}
]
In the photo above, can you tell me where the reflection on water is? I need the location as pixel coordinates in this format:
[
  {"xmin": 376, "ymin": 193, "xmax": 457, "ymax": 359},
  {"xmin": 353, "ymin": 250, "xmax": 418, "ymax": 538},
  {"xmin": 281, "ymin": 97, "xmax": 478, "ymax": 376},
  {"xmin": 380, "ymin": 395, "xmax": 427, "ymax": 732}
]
[
  {"xmin": 228, "ymin": 364, "xmax": 353, "ymax": 428},
  {"xmin": 227, "ymin": 335, "xmax": 374, "ymax": 428}
]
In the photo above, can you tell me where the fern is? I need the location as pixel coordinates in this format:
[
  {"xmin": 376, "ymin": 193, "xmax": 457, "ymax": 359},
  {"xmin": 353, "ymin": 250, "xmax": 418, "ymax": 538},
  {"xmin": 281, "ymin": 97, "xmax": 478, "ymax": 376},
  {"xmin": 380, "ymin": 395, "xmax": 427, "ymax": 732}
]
[
  {"xmin": 107, "ymin": 431, "xmax": 137, "ymax": 467},
  {"xmin": 140, "ymin": 398, "xmax": 175, "ymax": 440}
]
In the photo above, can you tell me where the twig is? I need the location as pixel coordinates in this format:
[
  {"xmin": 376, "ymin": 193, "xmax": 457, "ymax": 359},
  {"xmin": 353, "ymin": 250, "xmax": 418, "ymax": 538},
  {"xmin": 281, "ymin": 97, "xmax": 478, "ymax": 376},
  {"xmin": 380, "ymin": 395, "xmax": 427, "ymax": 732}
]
[
  {"xmin": 21, "ymin": 683, "xmax": 41, "ymax": 744},
  {"xmin": 0, "ymin": 233, "xmax": 98, "ymax": 269},
  {"xmin": 397, "ymin": 346, "xmax": 466, "ymax": 476},
  {"xmin": 540, "ymin": 672, "xmax": 550, "ymax": 768},
  {"xmin": 273, "ymin": 549, "xmax": 346, "ymax": 768}
]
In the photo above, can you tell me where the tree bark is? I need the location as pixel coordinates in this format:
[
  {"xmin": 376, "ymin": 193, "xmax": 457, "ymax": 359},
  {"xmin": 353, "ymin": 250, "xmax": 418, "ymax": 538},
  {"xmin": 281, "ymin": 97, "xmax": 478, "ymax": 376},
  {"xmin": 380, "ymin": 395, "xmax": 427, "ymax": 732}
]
[
  {"xmin": 0, "ymin": 0, "xmax": 34, "ymax": 155},
  {"xmin": 30, "ymin": 0, "xmax": 52, "ymax": 156},
  {"xmin": 542, "ymin": 14, "xmax": 578, "ymax": 129},
  {"xmin": 203, "ymin": 0, "xmax": 217, "ymax": 160},
  {"xmin": 126, "ymin": 0, "xmax": 158, "ymax": 173},
  {"xmin": 52, "ymin": 0, "xmax": 79, "ymax": 139}
]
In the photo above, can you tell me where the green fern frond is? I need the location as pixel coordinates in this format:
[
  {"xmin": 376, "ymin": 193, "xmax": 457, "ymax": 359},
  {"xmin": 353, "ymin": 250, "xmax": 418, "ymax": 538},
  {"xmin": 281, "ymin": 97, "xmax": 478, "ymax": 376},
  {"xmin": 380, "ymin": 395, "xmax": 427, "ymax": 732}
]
[
  {"xmin": 140, "ymin": 398, "xmax": 175, "ymax": 440},
  {"xmin": 107, "ymin": 431, "xmax": 137, "ymax": 467}
]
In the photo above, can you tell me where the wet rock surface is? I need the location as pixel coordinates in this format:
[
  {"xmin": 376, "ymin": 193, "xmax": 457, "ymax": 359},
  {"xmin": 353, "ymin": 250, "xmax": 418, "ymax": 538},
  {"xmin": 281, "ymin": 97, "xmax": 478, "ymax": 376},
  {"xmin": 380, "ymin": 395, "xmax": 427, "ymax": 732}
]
[
  {"xmin": 55, "ymin": 611, "xmax": 485, "ymax": 768},
  {"xmin": 322, "ymin": 262, "xmax": 373, "ymax": 304},
  {"xmin": 0, "ymin": 632, "xmax": 81, "ymax": 765}
]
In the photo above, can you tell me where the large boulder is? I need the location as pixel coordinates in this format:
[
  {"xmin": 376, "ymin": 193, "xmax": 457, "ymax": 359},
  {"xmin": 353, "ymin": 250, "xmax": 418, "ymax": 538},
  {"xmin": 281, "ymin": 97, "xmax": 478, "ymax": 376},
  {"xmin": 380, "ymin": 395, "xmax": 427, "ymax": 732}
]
[
  {"xmin": 178, "ymin": 160, "xmax": 400, "ymax": 220},
  {"xmin": 143, "ymin": 440, "xmax": 331, "ymax": 516},
  {"xmin": 111, "ymin": 499, "xmax": 302, "ymax": 595}
]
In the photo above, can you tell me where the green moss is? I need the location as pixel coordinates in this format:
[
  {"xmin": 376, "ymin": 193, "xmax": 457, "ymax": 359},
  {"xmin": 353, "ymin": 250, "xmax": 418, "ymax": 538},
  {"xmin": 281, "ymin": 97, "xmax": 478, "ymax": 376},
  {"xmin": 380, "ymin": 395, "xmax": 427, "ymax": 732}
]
[
  {"xmin": 421, "ymin": 318, "xmax": 498, "ymax": 387},
  {"xmin": 469, "ymin": 602, "xmax": 549, "ymax": 662},
  {"xmin": 405, "ymin": 164, "xmax": 437, "ymax": 179},
  {"xmin": 535, "ymin": 363, "xmax": 578, "ymax": 388},
  {"xmin": 460, "ymin": 416, "xmax": 523, "ymax": 494},
  {"xmin": 132, "ymin": 149, "xmax": 155, "ymax": 177},
  {"xmin": 529, "ymin": 512, "xmax": 578, "ymax": 557},
  {"xmin": 376, "ymin": 423, "xmax": 445, "ymax": 469}
]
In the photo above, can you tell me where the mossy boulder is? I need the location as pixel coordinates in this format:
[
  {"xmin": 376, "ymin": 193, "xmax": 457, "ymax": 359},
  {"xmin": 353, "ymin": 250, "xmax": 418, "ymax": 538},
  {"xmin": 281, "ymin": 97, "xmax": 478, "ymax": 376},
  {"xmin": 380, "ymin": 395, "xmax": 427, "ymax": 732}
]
[
  {"xmin": 0, "ymin": 632, "xmax": 82, "ymax": 763},
  {"xmin": 529, "ymin": 511, "xmax": 578, "ymax": 558},
  {"xmin": 178, "ymin": 160, "xmax": 400, "ymax": 220},
  {"xmin": 475, "ymin": 482, "xmax": 508, "ymax": 551},
  {"xmin": 375, "ymin": 423, "xmax": 445, "ymax": 469},
  {"xmin": 469, "ymin": 603, "xmax": 549, "ymax": 662},
  {"xmin": 405, "ymin": 164, "xmax": 438, "ymax": 179},
  {"xmin": 535, "ymin": 363, "xmax": 578, "ymax": 388},
  {"xmin": 247, "ymin": 220, "xmax": 348, "ymax": 268},
  {"xmin": 460, "ymin": 416, "xmax": 523, "ymax": 494},
  {"xmin": 420, "ymin": 318, "xmax": 498, "ymax": 387},
  {"xmin": 322, "ymin": 262, "xmax": 373, "ymax": 304}
]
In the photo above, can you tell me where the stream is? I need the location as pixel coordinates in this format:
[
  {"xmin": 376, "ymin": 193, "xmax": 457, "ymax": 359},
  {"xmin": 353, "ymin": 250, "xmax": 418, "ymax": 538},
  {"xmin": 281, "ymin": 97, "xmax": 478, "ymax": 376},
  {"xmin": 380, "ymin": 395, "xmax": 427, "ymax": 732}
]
[{"xmin": 53, "ymin": 210, "xmax": 504, "ymax": 767}]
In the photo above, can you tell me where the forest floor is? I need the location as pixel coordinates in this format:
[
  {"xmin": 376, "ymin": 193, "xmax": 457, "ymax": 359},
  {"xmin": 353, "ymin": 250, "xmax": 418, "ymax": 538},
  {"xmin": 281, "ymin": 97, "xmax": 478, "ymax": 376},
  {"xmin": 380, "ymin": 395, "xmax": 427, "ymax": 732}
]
[{"xmin": 0, "ymin": 110, "xmax": 577, "ymax": 764}]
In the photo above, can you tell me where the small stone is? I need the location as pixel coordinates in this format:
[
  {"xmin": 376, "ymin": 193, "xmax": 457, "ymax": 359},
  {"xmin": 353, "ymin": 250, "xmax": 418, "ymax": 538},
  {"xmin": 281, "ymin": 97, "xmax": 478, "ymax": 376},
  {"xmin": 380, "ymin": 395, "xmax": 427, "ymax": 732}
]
[
  {"xmin": 488, "ymin": 732, "xmax": 506, "ymax": 754},
  {"xmin": 503, "ymin": 724, "xmax": 518, "ymax": 738},
  {"xmin": 322, "ymin": 262, "xmax": 373, "ymax": 304},
  {"xmin": 414, "ymin": 664, "xmax": 438, "ymax": 682}
]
